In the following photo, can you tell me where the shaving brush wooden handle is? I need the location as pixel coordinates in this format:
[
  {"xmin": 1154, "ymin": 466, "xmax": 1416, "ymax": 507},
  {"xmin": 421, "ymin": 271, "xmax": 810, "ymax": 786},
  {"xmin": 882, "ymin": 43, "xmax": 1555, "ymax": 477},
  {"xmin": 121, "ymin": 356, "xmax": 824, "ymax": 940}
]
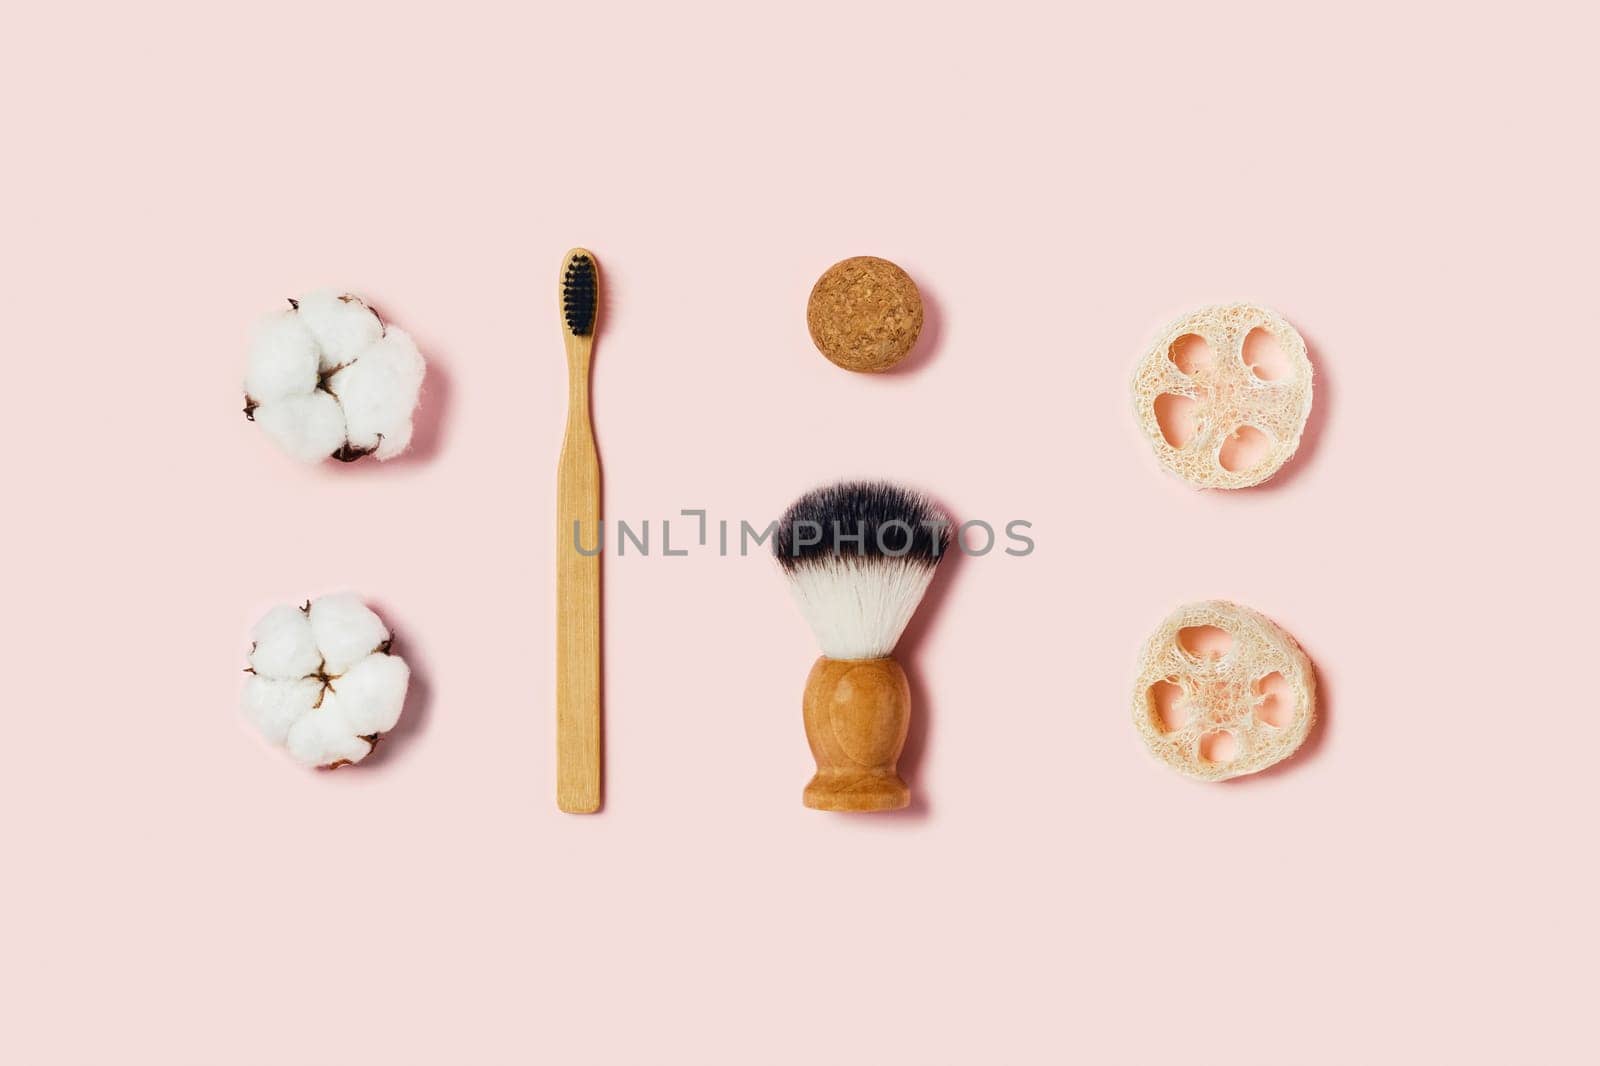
[
  {"xmin": 802, "ymin": 656, "xmax": 911, "ymax": 812},
  {"xmin": 776, "ymin": 481, "xmax": 948, "ymax": 813}
]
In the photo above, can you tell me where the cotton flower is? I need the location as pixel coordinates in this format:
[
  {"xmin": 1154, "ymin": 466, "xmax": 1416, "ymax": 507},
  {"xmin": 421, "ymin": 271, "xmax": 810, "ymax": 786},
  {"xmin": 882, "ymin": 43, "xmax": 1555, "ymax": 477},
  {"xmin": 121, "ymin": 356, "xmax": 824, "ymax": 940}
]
[
  {"xmin": 242, "ymin": 593, "xmax": 411, "ymax": 767},
  {"xmin": 244, "ymin": 290, "xmax": 426, "ymax": 463}
]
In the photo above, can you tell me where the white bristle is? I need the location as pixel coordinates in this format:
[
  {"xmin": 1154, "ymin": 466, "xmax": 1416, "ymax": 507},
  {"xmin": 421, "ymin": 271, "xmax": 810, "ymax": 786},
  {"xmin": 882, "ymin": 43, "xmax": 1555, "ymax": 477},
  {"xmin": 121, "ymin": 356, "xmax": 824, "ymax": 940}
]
[{"xmin": 782, "ymin": 555, "xmax": 937, "ymax": 660}]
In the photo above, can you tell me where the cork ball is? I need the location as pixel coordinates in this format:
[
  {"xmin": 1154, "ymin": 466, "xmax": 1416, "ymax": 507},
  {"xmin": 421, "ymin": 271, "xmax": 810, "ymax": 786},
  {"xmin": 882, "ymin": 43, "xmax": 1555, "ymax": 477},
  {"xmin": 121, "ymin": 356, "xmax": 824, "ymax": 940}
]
[{"xmin": 806, "ymin": 256, "xmax": 924, "ymax": 373}]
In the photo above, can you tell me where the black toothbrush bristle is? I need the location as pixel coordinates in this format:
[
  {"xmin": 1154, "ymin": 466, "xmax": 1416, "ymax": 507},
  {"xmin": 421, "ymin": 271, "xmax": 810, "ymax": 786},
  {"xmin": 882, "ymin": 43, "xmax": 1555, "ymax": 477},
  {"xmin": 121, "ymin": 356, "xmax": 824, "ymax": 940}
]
[{"xmin": 562, "ymin": 254, "xmax": 597, "ymax": 336}]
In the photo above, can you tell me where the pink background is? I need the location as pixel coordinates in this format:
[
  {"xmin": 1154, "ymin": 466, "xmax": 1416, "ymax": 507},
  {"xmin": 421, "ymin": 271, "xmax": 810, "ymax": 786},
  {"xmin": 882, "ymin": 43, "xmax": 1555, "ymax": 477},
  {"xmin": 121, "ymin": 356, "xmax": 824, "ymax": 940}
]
[{"xmin": 3, "ymin": 2, "xmax": 1593, "ymax": 1062}]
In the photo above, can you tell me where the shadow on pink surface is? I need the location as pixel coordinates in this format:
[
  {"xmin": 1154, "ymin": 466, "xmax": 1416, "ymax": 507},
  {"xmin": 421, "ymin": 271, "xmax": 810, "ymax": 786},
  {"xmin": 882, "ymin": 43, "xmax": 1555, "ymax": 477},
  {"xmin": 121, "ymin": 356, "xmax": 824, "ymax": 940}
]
[
  {"xmin": 307, "ymin": 327, "xmax": 455, "ymax": 477},
  {"xmin": 356, "ymin": 598, "xmax": 433, "ymax": 770},
  {"xmin": 1226, "ymin": 637, "xmax": 1332, "ymax": 786},
  {"xmin": 875, "ymin": 490, "xmax": 965, "ymax": 822},
  {"xmin": 888, "ymin": 280, "xmax": 944, "ymax": 375},
  {"xmin": 1249, "ymin": 331, "xmax": 1332, "ymax": 492},
  {"xmin": 401, "ymin": 353, "xmax": 454, "ymax": 465}
]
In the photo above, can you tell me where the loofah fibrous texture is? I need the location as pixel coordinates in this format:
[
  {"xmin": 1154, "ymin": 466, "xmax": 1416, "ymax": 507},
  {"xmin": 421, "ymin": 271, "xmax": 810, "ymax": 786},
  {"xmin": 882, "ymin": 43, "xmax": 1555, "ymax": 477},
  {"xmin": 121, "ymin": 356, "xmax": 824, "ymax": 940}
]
[
  {"xmin": 1131, "ymin": 600, "xmax": 1315, "ymax": 781},
  {"xmin": 243, "ymin": 290, "xmax": 426, "ymax": 463},
  {"xmin": 1131, "ymin": 303, "xmax": 1312, "ymax": 488},
  {"xmin": 242, "ymin": 593, "xmax": 410, "ymax": 768}
]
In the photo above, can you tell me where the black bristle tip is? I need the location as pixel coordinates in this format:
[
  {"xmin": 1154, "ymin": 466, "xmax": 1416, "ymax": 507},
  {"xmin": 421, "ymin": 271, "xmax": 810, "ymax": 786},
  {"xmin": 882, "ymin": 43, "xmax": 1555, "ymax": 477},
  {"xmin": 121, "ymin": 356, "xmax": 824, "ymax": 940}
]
[
  {"xmin": 562, "ymin": 254, "xmax": 597, "ymax": 336},
  {"xmin": 773, "ymin": 480, "xmax": 951, "ymax": 571}
]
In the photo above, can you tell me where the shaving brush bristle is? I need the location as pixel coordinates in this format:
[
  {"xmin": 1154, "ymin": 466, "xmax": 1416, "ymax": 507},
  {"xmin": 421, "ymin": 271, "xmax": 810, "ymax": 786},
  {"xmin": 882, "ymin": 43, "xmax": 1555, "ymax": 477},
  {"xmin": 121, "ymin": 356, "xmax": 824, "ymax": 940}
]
[{"xmin": 774, "ymin": 481, "xmax": 951, "ymax": 660}]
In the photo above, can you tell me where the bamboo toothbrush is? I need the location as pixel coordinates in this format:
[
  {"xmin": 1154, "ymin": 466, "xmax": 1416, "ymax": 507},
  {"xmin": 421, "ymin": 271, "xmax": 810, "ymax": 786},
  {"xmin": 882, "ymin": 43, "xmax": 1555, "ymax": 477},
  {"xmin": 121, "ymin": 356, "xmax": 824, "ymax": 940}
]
[
  {"xmin": 773, "ymin": 481, "xmax": 951, "ymax": 811},
  {"xmin": 557, "ymin": 248, "xmax": 601, "ymax": 813}
]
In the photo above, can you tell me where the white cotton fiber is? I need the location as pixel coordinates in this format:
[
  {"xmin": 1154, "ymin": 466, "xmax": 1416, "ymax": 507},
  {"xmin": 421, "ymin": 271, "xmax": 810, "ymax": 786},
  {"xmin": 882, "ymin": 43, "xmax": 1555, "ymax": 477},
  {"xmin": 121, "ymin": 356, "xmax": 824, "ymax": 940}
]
[
  {"xmin": 285, "ymin": 707, "xmax": 371, "ymax": 768},
  {"xmin": 308, "ymin": 592, "xmax": 390, "ymax": 675},
  {"xmin": 248, "ymin": 604, "xmax": 322, "ymax": 678},
  {"xmin": 243, "ymin": 291, "xmax": 426, "ymax": 464},
  {"xmin": 244, "ymin": 312, "xmax": 319, "ymax": 403},
  {"xmin": 294, "ymin": 289, "xmax": 383, "ymax": 369},
  {"xmin": 243, "ymin": 675, "xmax": 322, "ymax": 745},
  {"xmin": 331, "ymin": 654, "xmax": 410, "ymax": 735},
  {"xmin": 324, "ymin": 327, "xmax": 426, "ymax": 460},
  {"xmin": 241, "ymin": 593, "xmax": 410, "ymax": 768},
  {"xmin": 254, "ymin": 390, "xmax": 348, "ymax": 463}
]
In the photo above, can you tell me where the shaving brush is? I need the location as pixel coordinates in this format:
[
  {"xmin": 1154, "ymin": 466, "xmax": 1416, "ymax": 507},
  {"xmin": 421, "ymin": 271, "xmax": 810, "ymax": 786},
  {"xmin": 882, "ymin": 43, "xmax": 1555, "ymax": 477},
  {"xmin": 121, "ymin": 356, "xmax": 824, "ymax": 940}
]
[{"xmin": 774, "ymin": 481, "xmax": 951, "ymax": 811}]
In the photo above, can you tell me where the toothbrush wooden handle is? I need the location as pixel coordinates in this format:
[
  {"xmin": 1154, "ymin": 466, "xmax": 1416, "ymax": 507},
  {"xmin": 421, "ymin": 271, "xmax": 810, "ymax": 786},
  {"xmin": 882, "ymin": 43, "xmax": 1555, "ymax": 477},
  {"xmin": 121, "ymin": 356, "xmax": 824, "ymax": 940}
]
[{"xmin": 556, "ymin": 375, "xmax": 601, "ymax": 814}]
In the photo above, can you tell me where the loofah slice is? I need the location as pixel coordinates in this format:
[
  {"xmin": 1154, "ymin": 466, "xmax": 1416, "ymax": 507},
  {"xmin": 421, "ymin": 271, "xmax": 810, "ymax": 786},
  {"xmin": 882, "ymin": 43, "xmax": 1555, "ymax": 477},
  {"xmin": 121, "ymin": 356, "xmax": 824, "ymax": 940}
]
[
  {"xmin": 243, "ymin": 290, "xmax": 426, "ymax": 463},
  {"xmin": 1131, "ymin": 303, "xmax": 1312, "ymax": 488},
  {"xmin": 1131, "ymin": 600, "xmax": 1315, "ymax": 781},
  {"xmin": 242, "ymin": 593, "xmax": 410, "ymax": 768}
]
